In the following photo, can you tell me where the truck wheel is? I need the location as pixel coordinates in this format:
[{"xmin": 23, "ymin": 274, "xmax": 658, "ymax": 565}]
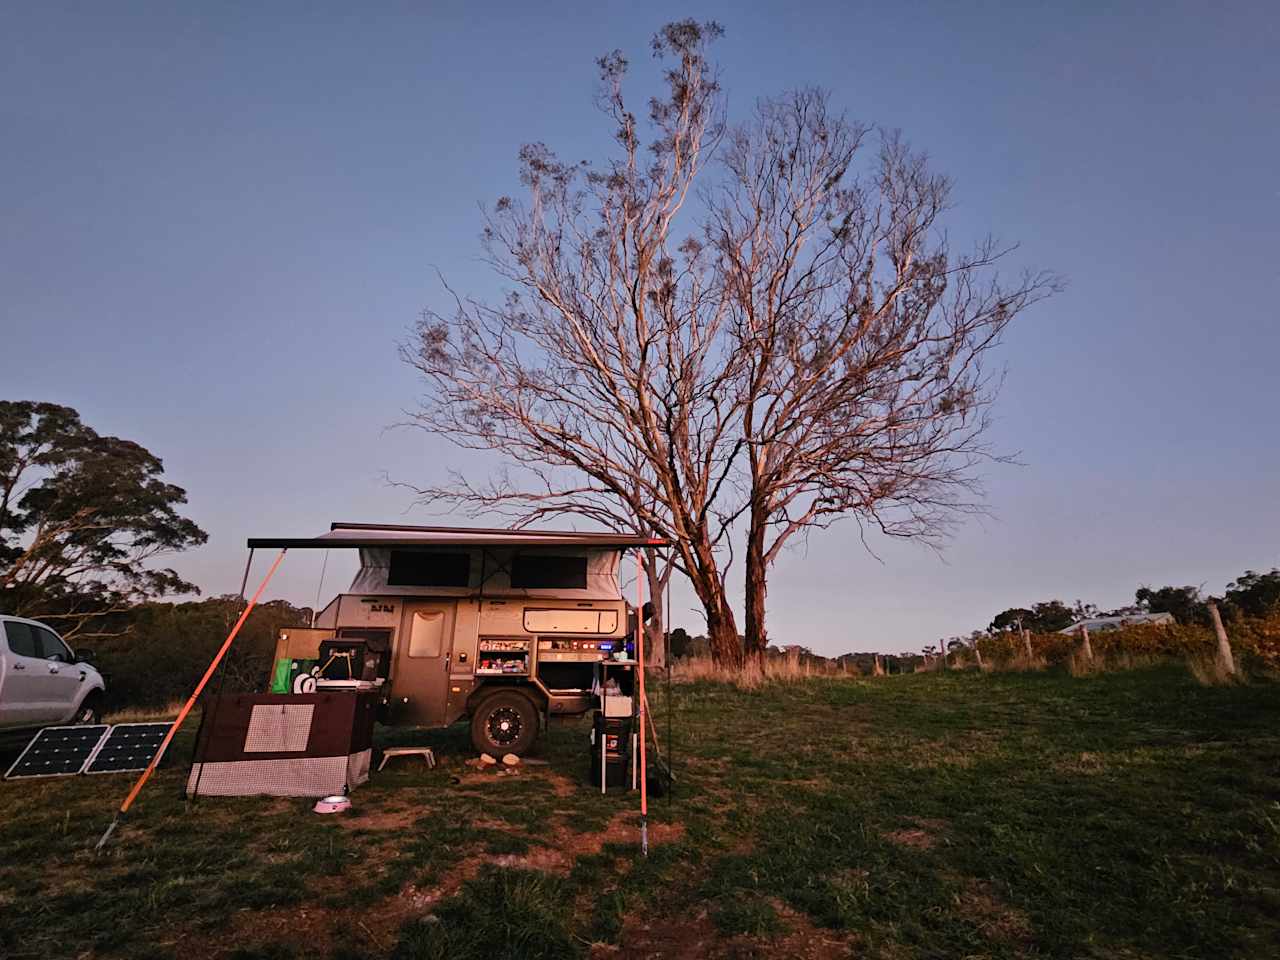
[
  {"xmin": 470, "ymin": 691, "xmax": 538, "ymax": 757},
  {"xmin": 74, "ymin": 693, "xmax": 102, "ymax": 725}
]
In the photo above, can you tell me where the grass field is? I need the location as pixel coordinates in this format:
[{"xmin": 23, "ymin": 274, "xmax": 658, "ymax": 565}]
[{"xmin": 2, "ymin": 664, "xmax": 1278, "ymax": 959}]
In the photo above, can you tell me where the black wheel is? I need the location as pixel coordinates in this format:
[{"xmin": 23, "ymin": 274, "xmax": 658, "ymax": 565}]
[
  {"xmin": 469, "ymin": 691, "xmax": 538, "ymax": 757},
  {"xmin": 74, "ymin": 693, "xmax": 102, "ymax": 725}
]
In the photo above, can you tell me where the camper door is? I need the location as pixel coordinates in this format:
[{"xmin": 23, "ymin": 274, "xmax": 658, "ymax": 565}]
[{"xmin": 393, "ymin": 602, "xmax": 455, "ymax": 725}]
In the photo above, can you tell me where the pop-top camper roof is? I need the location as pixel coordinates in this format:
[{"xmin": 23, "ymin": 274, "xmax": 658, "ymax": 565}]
[
  {"xmin": 248, "ymin": 522, "xmax": 666, "ymax": 551},
  {"xmin": 248, "ymin": 523, "xmax": 668, "ymax": 602}
]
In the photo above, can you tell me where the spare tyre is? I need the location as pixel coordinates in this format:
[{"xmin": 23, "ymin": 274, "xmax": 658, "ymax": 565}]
[{"xmin": 470, "ymin": 690, "xmax": 538, "ymax": 757}]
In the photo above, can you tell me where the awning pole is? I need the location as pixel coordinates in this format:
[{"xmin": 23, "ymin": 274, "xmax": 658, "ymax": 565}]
[
  {"xmin": 95, "ymin": 548, "xmax": 288, "ymax": 853},
  {"xmin": 636, "ymin": 550, "xmax": 648, "ymax": 856}
]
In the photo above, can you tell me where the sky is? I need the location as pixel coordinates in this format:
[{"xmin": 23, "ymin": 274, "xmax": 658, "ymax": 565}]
[{"xmin": 3, "ymin": 2, "xmax": 1277, "ymax": 655}]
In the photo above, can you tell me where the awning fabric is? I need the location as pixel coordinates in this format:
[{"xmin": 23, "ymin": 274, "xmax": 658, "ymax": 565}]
[{"xmin": 247, "ymin": 522, "xmax": 667, "ymax": 551}]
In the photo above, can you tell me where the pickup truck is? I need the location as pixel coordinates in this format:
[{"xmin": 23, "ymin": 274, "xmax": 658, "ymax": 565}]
[{"xmin": 0, "ymin": 616, "xmax": 105, "ymax": 741}]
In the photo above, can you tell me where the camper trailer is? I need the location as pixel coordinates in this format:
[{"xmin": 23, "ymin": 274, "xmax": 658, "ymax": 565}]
[{"xmin": 258, "ymin": 523, "xmax": 663, "ymax": 757}]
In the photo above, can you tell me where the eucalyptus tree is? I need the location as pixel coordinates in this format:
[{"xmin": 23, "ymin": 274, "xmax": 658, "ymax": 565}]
[
  {"xmin": 1, "ymin": 401, "xmax": 207, "ymax": 638},
  {"xmin": 406, "ymin": 21, "xmax": 1056, "ymax": 665}
]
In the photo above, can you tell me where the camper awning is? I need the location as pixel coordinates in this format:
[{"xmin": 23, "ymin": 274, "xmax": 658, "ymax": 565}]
[{"xmin": 247, "ymin": 522, "xmax": 668, "ymax": 550}]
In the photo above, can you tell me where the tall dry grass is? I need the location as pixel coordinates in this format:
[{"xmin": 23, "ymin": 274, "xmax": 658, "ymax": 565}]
[
  {"xmin": 669, "ymin": 653, "xmax": 861, "ymax": 688},
  {"xmin": 103, "ymin": 700, "xmax": 189, "ymax": 724},
  {"xmin": 978, "ymin": 613, "xmax": 1280, "ymax": 669}
]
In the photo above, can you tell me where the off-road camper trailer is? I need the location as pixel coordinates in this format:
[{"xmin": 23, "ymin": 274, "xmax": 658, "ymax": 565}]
[{"xmin": 257, "ymin": 523, "xmax": 665, "ymax": 756}]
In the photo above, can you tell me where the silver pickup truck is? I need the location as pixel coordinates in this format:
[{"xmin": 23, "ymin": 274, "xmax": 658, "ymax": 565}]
[{"xmin": 0, "ymin": 615, "xmax": 105, "ymax": 739}]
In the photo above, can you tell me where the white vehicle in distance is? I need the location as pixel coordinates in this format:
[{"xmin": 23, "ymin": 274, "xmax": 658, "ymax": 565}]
[{"xmin": 0, "ymin": 616, "xmax": 106, "ymax": 740}]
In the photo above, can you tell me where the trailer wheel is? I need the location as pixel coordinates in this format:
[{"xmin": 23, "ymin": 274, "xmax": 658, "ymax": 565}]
[{"xmin": 470, "ymin": 691, "xmax": 538, "ymax": 757}]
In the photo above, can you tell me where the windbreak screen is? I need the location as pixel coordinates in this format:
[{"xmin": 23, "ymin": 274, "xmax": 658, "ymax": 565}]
[
  {"xmin": 510, "ymin": 554, "xmax": 588, "ymax": 589},
  {"xmin": 387, "ymin": 551, "xmax": 471, "ymax": 587}
]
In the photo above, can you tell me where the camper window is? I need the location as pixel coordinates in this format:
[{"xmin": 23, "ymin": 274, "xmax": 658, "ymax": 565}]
[
  {"xmin": 510, "ymin": 555, "xmax": 587, "ymax": 589},
  {"xmin": 388, "ymin": 550, "xmax": 471, "ymax": 587},
  {"xmin": 408, "ymin": 610, "xmax": 445, "ymax": 658}
]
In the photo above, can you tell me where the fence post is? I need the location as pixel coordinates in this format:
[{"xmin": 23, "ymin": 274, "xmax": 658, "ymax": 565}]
[
  {"xmin": 1078, "ymin": 623, "xmax": 1094, "ymax": 663},
  {"xmin": 1206, "ymin": 600, "xmax": 1237, "ymax": 677}
]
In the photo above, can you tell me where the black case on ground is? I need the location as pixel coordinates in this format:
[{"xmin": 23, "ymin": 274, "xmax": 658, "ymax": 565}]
[{"xmin": 588, "ymin": 711, "xmax": 633, "ymax": 788}]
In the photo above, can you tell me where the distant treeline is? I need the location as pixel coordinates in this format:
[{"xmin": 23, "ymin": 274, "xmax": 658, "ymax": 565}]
[
  {"xmin": 91, "ymin": 596, "xmax": 311, "ymax": 710},
  {"xmin": 80, "ymin": 585, "xmax": 1280, "ymax": 713},
  {"xmin": 669, "ymin": 609, "xmax": 1280, "ymax": 676}
]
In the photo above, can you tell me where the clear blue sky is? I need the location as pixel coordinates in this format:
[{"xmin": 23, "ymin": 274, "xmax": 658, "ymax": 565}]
[{"xmin": 4, "ymin": 2, "xmax": 1277, "ymax": 654}]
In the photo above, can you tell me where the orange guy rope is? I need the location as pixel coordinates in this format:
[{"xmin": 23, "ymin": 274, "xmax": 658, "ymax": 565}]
[
  {"xmin": 636, "ymin": 550, "xmax": 648, "ymax": 856},
  {"xmin": 94, "ymin": 548, "xmax": 288, "ymax": 853}
]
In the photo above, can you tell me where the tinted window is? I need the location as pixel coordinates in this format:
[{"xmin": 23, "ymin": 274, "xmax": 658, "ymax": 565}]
[
  {"xmin": 3, "ymin": 622, "xmax": 38, "ymax": 658},
  {"xmin": 387, "ymin": 551, "xmax": 470, "ymax": 587},
  {"xmin": 36, "ymin": 628, "xmax": 72, "ymax": 662},
  {"xmin": 510, "ymin": 555, "xmax": 587, "ymax": 589}
]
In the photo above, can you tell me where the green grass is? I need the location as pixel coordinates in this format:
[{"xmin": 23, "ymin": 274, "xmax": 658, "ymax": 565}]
[{"xmin": 1, "ymin": 664, "xmax": 1278, "ymax": 958}]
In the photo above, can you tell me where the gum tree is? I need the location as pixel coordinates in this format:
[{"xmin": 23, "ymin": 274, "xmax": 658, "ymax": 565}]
[
  {"xmin": 710, "ymin": 90, "xmax": 1059, "ymax": 659},
  {"xmin": 404, "ymin": 22, "xmax": 750, "ymax": 665},
  {"xmin": 406, "ymin": 23, "xmax": 1056, "ymax": 665},
  {"xmin": 0, "ymin": 401, "xmax": 207, "ymax": 639}
]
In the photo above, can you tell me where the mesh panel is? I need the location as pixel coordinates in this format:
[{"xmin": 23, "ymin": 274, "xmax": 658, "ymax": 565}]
[
  {"xmin": 187, "ymin": 691, "xmax": 378, "ymax": 799},
  {"xmin": 186, "ymin": 752, "xmax": 370, "ymax": 798},
  {"xmin": 244, "ymin": 704, "xmax": 314, "ymax": 752}
]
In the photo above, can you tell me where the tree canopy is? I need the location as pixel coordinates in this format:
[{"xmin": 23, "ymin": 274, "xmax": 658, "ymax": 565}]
[
  {"xmin": 989, "ymin": 600, "xmax": 1074, "ymax": 634},
  {"xmin": 1135, "ymin": 584, "xmax": 1207, "ymax": 625},
  {"xmin": 0, "ymin": 401, "xmax": 207, "ymax": 638},
  {"xmin": 405, "ymin": 21, "xmax": 1056, "ymax": 665},
  {"xmin": 1223, "ymin": 569, "xmax": 1280, "ymax": 620}
]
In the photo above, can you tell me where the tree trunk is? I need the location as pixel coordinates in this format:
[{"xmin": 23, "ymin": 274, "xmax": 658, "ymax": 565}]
[
  {"xmin": 873, "ymin": 654, "xmax": 885, "ymax": 677},
  {"xmin": 682, "ymin": 531, "xmax": 742, "ymax": 667},
  {"xmin": 704, "ymin": 599, "xmax": 742, "ymax": 668},
  {"xmin": 1021, "ymin": 627, "xmax": 1034, "ymax": 660},
  {"xmin": 643, "ymin": 553, "xmax": 666, "ymax": 669},
  {"xmin": 742, "ymin": 507, "xmax": 768, "ymax": 664},
  {"xmin": 1078, "ymin": 624, "xmax": 1094, "ymax": 662},
  {"xmin": 1207, "ymin": 600, "xmax": 1236, "ymax": 677},
  {"xmin": 972, "ymin": 640, "xmax": 984, "ymax": 668}
]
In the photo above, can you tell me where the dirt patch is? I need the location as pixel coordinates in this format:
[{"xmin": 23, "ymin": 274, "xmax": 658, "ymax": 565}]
[
  {"xmin": 1055, "ymin": 750, "xmax": 1108, "ymax": 775},
  {"xmin": 491, "ymin": 846, "xmax": 574, "ymax": 873},
  {"xmin": 884, "ymin": 817, "xmax": 948, "ymax": 851},
  {"xmin": 168, "ymin": 786, "xmax": 687, "ymax": 956},
  {"xmin": 332, "ymin": 805, "xmax": 423, "ymax": 832},
  {"xmin": 955, "ymin": 880, "xmax": 1033, "ymax": 945},
  {"xmin": 884, "ymin": 827, "xmax": 935, "ymax": 850},
  {"xmin": 545, "ymin": 770, "xmax": 581, "ymax": 797},
  {"xmin": 596, "ymin": 900, "xmax": 857, "ymax": 959},
  {"xmin": 494, "ymin": 811, "xmax": 685, "ymax": 874},
  {"xmin": 730, "ymin": 900, "xmax": 859, "ymax": 959},
  {"xmin": 591, "ymin": 909, "xmax": 720, "ymax": 959},
  {"xmin": 194, "ymin": 902, "xmax": 342, "ymax": 959}
]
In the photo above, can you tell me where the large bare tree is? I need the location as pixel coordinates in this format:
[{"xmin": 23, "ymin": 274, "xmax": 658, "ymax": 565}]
[
  {"xmin": 403, "ymin": 22, "xmax": 752, "ymax": 665},
  {"xmin": 405, "ymin": 23, "xmax": 1057, "ymax": 666},
  {"xmin": 707, "ymin": 91, "xmax": 1060, "ymax": 658}
]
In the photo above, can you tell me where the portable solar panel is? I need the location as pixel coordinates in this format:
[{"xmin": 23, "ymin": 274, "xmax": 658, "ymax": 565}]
[
  {"xmin": 4, "ymin": 725, "xmax": 110, "ymax": 780},
  {"xmin": 84, "ymin": 722, "xmax": 174, "ymax": 775}
]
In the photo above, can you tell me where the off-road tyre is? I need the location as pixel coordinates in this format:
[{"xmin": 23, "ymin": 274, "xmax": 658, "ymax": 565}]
[
  {"xmin": 469, "ymin": 690, "xmax": 538, "ymax": 757},
  {"xmin": 74, "ymin": 692, "xmax": 103, "ymax": 726}
]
